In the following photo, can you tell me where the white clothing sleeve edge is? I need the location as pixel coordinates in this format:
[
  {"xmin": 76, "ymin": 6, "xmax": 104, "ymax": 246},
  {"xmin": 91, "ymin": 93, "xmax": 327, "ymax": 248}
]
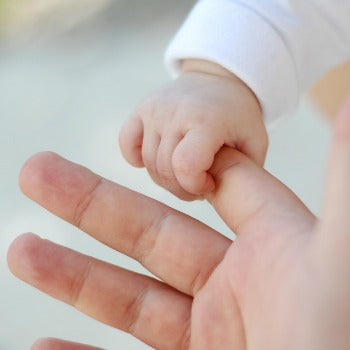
[{"xmin": 164, "ymin": 0, "xmax": 299, "ymax": 125}]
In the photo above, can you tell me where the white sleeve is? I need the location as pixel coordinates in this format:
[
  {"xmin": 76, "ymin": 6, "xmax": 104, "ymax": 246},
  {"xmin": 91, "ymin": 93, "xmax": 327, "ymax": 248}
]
[{"xmin": 165, "ymin": 0, "xmax": 350, "ymax": 125}]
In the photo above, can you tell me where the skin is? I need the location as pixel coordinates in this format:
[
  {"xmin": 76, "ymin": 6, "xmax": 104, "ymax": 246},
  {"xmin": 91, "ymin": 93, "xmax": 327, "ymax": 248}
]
[
  {"xmin": 309, "ymin": 60, "xmax": 350, "ymax": 119},
  {"xmin": 119, "ymin": 59, "xmax": 268, "ymax": 200},
  {"xmin": 7, "ymin": 97, "xmax": 350, "ymax": 349}
]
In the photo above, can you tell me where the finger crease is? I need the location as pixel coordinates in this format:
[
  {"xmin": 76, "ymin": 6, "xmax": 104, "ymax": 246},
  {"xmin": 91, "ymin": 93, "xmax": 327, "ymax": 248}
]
[
  {"xmin": 124, "ymin": 284, "xmax": 149, "ymax": 335},
  {"xmin": 211, "ymin": 158, "xmax": 242, "ymax": 181},
  {"xmin": 234, "ymin": 202, "xmax": 265, "ymax": 234},
  {"xmin": 158, "ymin": 168, "xmax": 177, "ymax": 181},
  {"xmin": 69, "ymin": 260, "xmax": 93, "ymax": 307},
  {"xmin": 190, "ymin": 255, "xmax": 226, "ymax": 295},
  {"xmin": 73, "ymin": 177, "xmax": 104, "ymax": 228},
  {"xmin": 132, "ymin": 210, "xmax": 173, "ymax": 265}
]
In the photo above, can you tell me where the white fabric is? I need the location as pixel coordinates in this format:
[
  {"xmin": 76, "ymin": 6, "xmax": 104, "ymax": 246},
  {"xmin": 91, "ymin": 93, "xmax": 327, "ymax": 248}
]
[{"xmin": 165, "ymin": 0, "xmax": 350, "ymax": 124}]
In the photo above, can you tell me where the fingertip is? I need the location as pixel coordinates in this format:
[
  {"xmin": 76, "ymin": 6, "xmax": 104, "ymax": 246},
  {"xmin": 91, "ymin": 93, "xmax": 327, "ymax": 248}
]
[
  {"xmin": 172, "ymin": 154, "xmax": 214, "ymax": 195},
  {"xmin": 7, "ymin": 233, "xmax": 42, "ymax": 278},
  {"xmin": 119, "ymin": 117, "xmax": 144, "ymax": 168},
  {"xmin": 184, "ymin": 172, "xmax": 215, "ymax": 197},
  {"xmin": 19, "ymin": 151, "xmax": 85, "ymax": 211},
  {"xmin": 31, "ymin": 338, "xmax": 103, "ymax": 350},
  {"xmin": 31, "ymin": 338, "xmax": 52, "ymax": 350},
  {"xmin": 175, "ymin": 170, "xmax": 215, "ymax": 196},
  {"xmin": 19, "ymin": 152, "xmax": 61, "ymax": 194}
]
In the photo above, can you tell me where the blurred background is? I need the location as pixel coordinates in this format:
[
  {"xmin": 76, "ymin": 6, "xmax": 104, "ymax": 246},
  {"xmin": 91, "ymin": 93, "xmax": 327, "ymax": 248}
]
[{"xmin": 0, "ymin": 1, "xmax": 332, "ymax": 349}]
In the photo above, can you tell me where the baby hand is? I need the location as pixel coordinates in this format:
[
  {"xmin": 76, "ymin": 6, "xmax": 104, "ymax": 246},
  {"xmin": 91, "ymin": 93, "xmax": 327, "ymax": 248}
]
[{"xmin": 119, "ymin": 59, "xmax": 268, "ymax": 200}]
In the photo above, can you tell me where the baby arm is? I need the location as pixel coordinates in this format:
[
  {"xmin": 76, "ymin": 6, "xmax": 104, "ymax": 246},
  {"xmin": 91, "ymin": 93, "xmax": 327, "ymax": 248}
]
[{"xmin": 119, "ymin": 59, "xmax": 268, "ymax": 200}]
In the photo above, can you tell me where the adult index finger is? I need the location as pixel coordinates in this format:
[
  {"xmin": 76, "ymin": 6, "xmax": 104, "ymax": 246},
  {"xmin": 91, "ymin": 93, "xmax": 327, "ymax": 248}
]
[{"xmin": 19, "ymin": 152, "xmax": 230, "ymax": 296}]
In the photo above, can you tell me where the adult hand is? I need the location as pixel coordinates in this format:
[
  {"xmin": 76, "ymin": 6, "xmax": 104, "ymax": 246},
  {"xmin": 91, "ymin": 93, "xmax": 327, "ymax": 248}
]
[{"xmin": 8, "ymin": 98, "xmax": 350, "ymax": 349}]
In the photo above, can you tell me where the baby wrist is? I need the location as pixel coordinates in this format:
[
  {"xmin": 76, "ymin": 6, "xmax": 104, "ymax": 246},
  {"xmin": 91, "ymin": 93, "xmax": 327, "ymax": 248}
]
[{"xmin": 181, "ymin": 59, "xmax": 240, "ymax": 81}]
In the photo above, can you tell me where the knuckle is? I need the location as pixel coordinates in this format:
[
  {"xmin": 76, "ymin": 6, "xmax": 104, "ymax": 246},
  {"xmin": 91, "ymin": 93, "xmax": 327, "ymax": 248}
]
[
  {"xmin": 119, "ymin": 116, "xmax": 142, "ymax": 145},
  {"xmin": 135, "ymin": 95, "xmax": 160, "ymax": 121},
  {"xmin": 126, "ymin": 111, "xmax": 142, "ymax": 127},
  {"xmin": 158, "ymin": 167, "xmax": 175, "ymax": 181},
  {"xmin": 157, "ymin": 156, "xmax": 175, "ymax": 181},
  {"xmin": 142, "ymin": 154, "xmax": 157, "ymax": 175},
  {"xmin": 69, "ymin": 261, "xmax": 92, "ymax": 307},
  {"xmin": 172, "ymin": 155, "xmax": 194, "ymax": 175},
  {"xmin": 73, "ymin": 177, "xmax": 103, "ymax": 228},
  {"xmin": 124, "ymin": 286, "xmax": 149, "ymax": 334}
]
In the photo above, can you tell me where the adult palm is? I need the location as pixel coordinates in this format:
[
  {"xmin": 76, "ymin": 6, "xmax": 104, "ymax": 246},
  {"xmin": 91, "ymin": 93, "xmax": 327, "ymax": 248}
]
[{"xmin": 8, "ymin": 100, "xmax": 350, "ymax": 349}]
